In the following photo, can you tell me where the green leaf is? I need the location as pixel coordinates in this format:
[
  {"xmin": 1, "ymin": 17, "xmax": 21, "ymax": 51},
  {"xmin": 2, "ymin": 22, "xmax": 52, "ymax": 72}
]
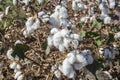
[
  {"xmin": 95, "ymin": 40, "xmax": 102, "ymax": 46},
  {"xmin": 12, "ymin": 44, "xmax": 29, "ymax": 59},
  {"xmin": 80, "ymin": 30, "xmax": 86, "ymax": 37},
  {"xmin": 45, "ymin": 46, "xmax": 50, "ymax": 55},
  {"xmin": 92, "ymin": 20, "xmax": 101, "ymax": 29}
]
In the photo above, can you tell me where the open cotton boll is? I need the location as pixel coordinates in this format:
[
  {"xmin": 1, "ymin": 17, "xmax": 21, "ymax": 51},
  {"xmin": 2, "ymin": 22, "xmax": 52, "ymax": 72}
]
[
  {"xmin": 73, "ymin": 63, "xmax": 84, "ymax": 70},
  {"xmin": 104, "ymin": 16, "xmax": 111, "ymax": 24},
  {"xmin": 5, "ymin": 6, "xmax": 10, "ymax": 15},
  {"xmin": 109, "ymin": 0, "xmax": 115, "ymax": 9},
  {"xmin": 114, "ymin": 32, "xmax": 120, "ymax": 39},
  {"xmin": 32, "ymin": 18, "xmax": 40, "ymax": 30},
  {"xmin": 50, "ymin": 28, "xmax": 59, "ymax": 34},
  {"xmin": 86, "ymin": 55, "xmax": 94, "ymax": 64},
  {"xmin": 77, "ymin": 3, "xmax": 87, "ymax": 9},
  {"xmin": 41, "ymin": 18, "xmax": 49, "ymax": 23},
  {"xmin": 13, "ymin": 0, "xmax": 17, "ymax": 5},
  {"xmin": 60, "ymin": 29, "xmax": 70, "ymax": 37},
  {"xmin": 17, "ymin": 74, "xmax": 24, "ymax": 80},
  {"xmin": 61, "ymin": 59, "xmax": 75, "ymax": 78},
  {"xmin": 49, "ymin": 12, "xmax": 60, "ymax": 28},
  {"xmin": 22, "ymin": 0, "xmax": 29, "ymax": 6},
  {"xmin": 6, "ymin": 48, "xmax": 14, "ymax": 60},
  {"xmin": 72, "ymin": 1, "xmax": 79, "ymax": 10},
  {"xmin": 61, "ymin": 0, "xmax": 67, "ymax": 7},
  {"xmin": 59, "ymin": 44, "xmax": 65, "ymax": 52},
  {"xmin": 99, "ymin": 48, "xmax": 104, "ymax": 54},
  {"xmin": 9, "ymin": 62, "xmax": 17, "ymax": 69},
  {"xmin": 26, "ymin": 17, "xmax": 34, "ymax": 28},
  {"xmin": 76, "ymin": 54, "xmax": 87, "ymax": 65},
  {"xmin": 14, "ymin": 71, "xmax": 22, "ymax": 79},
  {"xmin": 14, "ymin": 40, "xmax": 23, "ymax": 45},
  {"xmin": 67, "ymin": 52, "xmax": 76, "ymax": 64},
  {"xmin": 54, "ymin": 70, "xmax": 61, "ymax": 79},
  {"xmin": 37, "ymin": 0, "xmax": 44, "ymax": 4},
  {"xmin": 54, "ymin": 5, "xmax": 61, "ymax": 12},
  {"xmin": 72, "ymin": 40, "xmax": 79, "ymax": 49},
  {"xmin": 16, "ymin": 64, "xmax": 21, "ymax": 70},
  {"xmin": 38, "ymin": 11, "xmax": 45, "ymax": 18},
  {"xmin": 70, "ymin": 34, "xmax": 83, "ymax": 41},
  {"xmin": 63, "ymin": 37, "xmax": 71, "ymax": 49},
  {"xmin": 80, "ymin": 16, "xmax": 89, "ymax": 23},
  {"xmin": 47, "ymin": 35, "xmax": 53, "ymax": 47}
]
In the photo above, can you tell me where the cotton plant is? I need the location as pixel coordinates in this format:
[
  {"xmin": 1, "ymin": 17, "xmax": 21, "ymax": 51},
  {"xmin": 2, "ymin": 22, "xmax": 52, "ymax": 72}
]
[
  {"xmin": 53, "ymin": 49, "xmax": 93, "ymax": 79},
  {"xmin": 23, "ymin": 16, "xmax": 40, "ymax": 37},
  {"xmin": 6, "ymin": 40, "xmax": 24, "ymax": 80},
  {"xmin": 47, "ymin": 28, "xmax": 83, "ymax": 52},
  {"xmin": 38, "ymin": 11, "xmax": 50, "ymax": 23}
]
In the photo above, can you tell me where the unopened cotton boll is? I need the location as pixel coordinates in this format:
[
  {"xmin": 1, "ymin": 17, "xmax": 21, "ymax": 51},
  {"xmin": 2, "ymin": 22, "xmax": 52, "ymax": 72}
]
[
  {"xmin": 14, "ymin": 71, "xmax": 22, "ymax": 79},
  {"xmin": 17, "ymin": 74, "xmax": 24, "ymax": 80},
  {"xmin": 109, "ymin": 0, "xmax": 115, "ymax": 9},
  {"xmin": 6, "ymin": 48, "xmax": 14, "ymax": 60},
  {"xmin": 5, "ymin": 6, "xmax": 10, "ymax": 15},
  {"xmin": 9, "ymin": 62, "xmax": 17, "ymax": 69},
  {"xmin": 67, "ymin": 52, "xmax": 76, "ymax": 64},
  {"xmin": 61, "ymin": 59, "xmax": 75, "ymax": 78},
  {"xmin": 104, "ymin": 16, "xmax": 111, "ymax": 24},
  {"xmin": 54, "ymin": 70, "xmax": 61, "ymax": 79}
]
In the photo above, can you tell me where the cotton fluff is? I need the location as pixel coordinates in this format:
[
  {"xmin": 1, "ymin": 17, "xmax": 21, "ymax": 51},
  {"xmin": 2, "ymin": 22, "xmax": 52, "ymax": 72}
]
[
  {"xmin": 50, "ymin": 28, "xmax": 59, "ymax": 34},
  {"xmin": 104, "ymin": 16, "xmax": 111, "ymax": 24},
  {"xmin": 58, "ymin": 44, "xmax": 65, "ymax": 52},
  {"xmin": 72, "ymin": 40, "xmax": 79, "ymax": 49},
  {"xmin": 17, "ymin": 74, "xmax": 24, "ymax": 80},
  {"xmin": 108, "ymin": 0, "xmax": 115, "ymax": 9},
  {"xmin": 99, "ymin": 48, "xmax": 104, "ymax": 54},
  {"xmin": 38, "ymin": 11, "xmax": 49, "ymax": 23},
  {"xmin": 70, "ymin": 33, "xmax": 83, "ymax": 41},
  {"xmin": 22, "ymin": 0, "xmax": 29, "ymax": 6},
  {"xmin": 47, "ymin": 35, "xmax": 53, "ymax": 47},
  {"xmin": 9, "ymin": 62, "xmax": 17, "ymax": 69},
  {"xmin": 59, "ymin": 59, "xmax": 75, "ymax": 78},
  {"xmin": 14, "ymin": 71, "xmax": 22, "ymax": 79},
  {"xmin": 80, "ymin": 16, "xmax": 89, "ymax": 23}
]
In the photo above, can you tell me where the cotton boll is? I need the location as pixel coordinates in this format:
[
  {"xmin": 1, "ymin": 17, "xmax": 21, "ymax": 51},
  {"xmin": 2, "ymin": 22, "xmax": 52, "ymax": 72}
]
[
  {"xmin": 72, "ymin": 40, "xmax": 79, "ymax": 49},
  {"xmin": 72, "ymin": 1, "xmax": 78, "ymax": 10},
  {"xmin": 49, "ymin": 12, "xmax": 60, "ymax": 28},
  {"xmin": 41, "ymin": 18, "xmax": 49, "ymax": 23},
  {"xmin": 23, "ymin": 0, "xmax": 29, "ymax": 6},
  {"xmin": 54, "ymin": 70, "xmax": 61, "ymax": 79},
  {"xmin": 60, "ymin": 29, "xmax": 70, "ymax": 37},
  {"xmin": 70, "ymin": 34, "xmax": 83, "ymax": 41},
  {"xmin": 59, "ymin": 12, "xmax": 68, "ymax": 19},
  {"xmin": 76, "ymin": 54, "xmax": 87, "ymax": 65},
  {"xmin": 17, "ymin": 74, "xmax": 24, "ymax": 80},
  {"xmin": 59, "ymin": 44, "xmax": 65, "ymax": 52},
  {"xmin": 13, "ymin": 0, "xmax": 17, "ymax": 5},
  {"xmin": 59, "ymin": 6, "xmax": 68, "ymax": 13},
  {"xmin": 114, "ymin": 32, "xmax": 120, "ymax": 39},
  {"xmin": 67, "ymin": 52, "xmax": 76, "ymax": 64},
  {"xmin": 99, "ymin": 48, "xmax": 104, "ymax": 54},
  {"xmin": 54, "ymin": 5, "xmax": 61, "ymax": 12},
  {"xmin": 38, "ymin": 11, "xmax": 45, "ymax": 18},
  {"xmin": 0, "ymin": 12, "xmax": 4, "ymax": 21},
  {"xmin": 77, "ymin": 3, "xmax": 87, "ymax": 9},
  {"xmin": 80, "ymin": 16, "xmax": 89, "ymax": 23},
  {"xmin": 50, "ymin": 28, "xmax": 59, "ymax": 34},
  {"xmin": 32, "ymin": 18, "xmax": 40, "ymax": 30},
  {"xmin": 59, "ymin": 18, "xmax": 69, "ymax": 27},
  {"xmin": 109, "ymin": 0, "xmax": 115, "ymax": 9},
  {"xmin": 5, "ymin": 6, "xmax": 10, "ymax": 15},
  {"xmin": 23, "ymin": 30, "xmax": 29, "ymax": 38},
  {"xmin": 37, "ymin": 0, "xmax": 44, "ymax": 4},
  {"xmin": 42, "ymin": 14, "xmax": 49, "ymax": 19},
  {"xmin": 61, "ymin": 59, "xmax": 75, "ymax": 78},
  {"xmin": 61, "ymin": 0, "xmax": 67, "ymax": 7},
  {"xmin": 26, "ymin": 17, "xmax": 34, "ymax": 28},
  {"xmin": 63, "ymin": 37, "xmax": 71, "ymax": 49},
  {"xmin": 9, "ymin": 62, "xmax": 17, "ymax": 69},
  {"xmin": 16, "ymin": 64, "xmax": 21, "ymax": 70},
  {"xmin": 86, "ymin": 55, "xmax": 94, "ymax": 64},
  {"xmin": 47, "ymin": 35, "xmax": 53, "ymax": 47},
  {"xmin": 14, "ymin": 71, "xmax": 22, "ymax": 79},
  {"xmin": 104, "ymin": 16, "xmax": 111, "ymax": 24},
  {"xmin": 6, "ymin": 48, "xmax": 14, "ymax": 60},
  {"xmin": 73, "ymin": 63, "xmax": 84, "ymax": 70},
  {"xmin": 14, "ymin": 40, "xmax": 23, "ymax": 45}
]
